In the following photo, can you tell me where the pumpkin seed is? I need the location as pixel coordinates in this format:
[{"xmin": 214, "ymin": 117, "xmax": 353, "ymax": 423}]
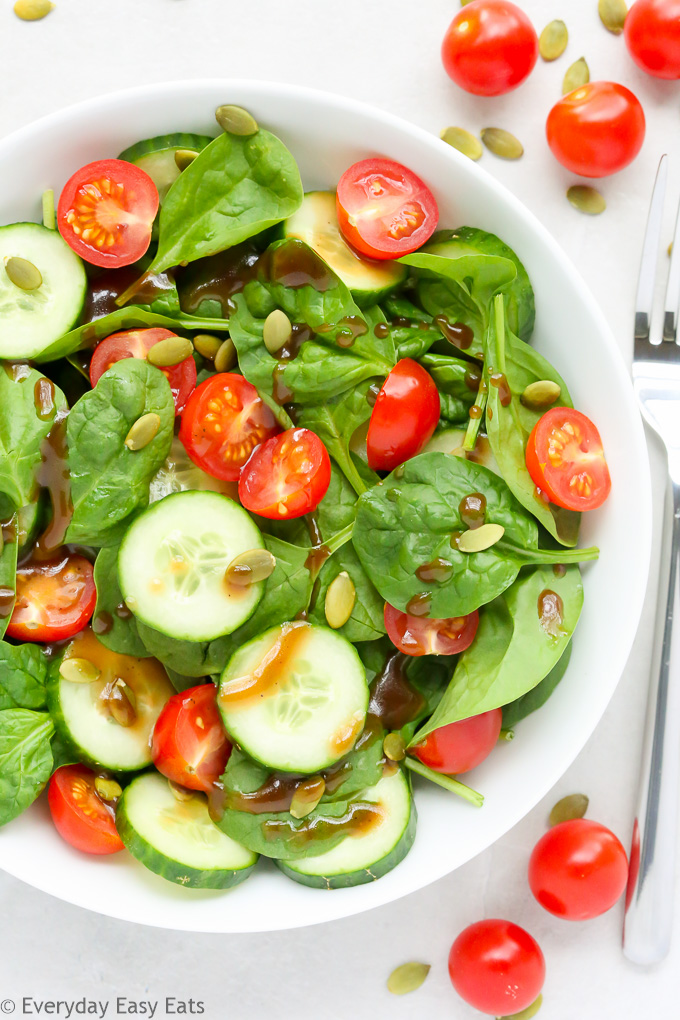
[
  {"xmin": 215, "ymin": 105, "xmax": 259, "ymax": 137},
  {"xmin": 125, "ymin": 412, "xmax": 161, "ymax": 451},
  {"xmin": 42, "ymin": 188, "xmax": 55, "ymax": 230},
  {"xmin": 59, "ymin": 657, "xmax": 101, "ymax": 684},
  {"xmin": 480, "ymin": 128, "xmax": 523, "ymax": 161},
  {"xmin": 520, "ymin": 379, "xmax": 561, "ymax": 410},
  {"xmin": 102, "ymin": 678, "xmax": 137, "ymax": 727},
  {"xmin": 669, "ymin": 242, "xmax": 674, "ymax": 258},
  {"xmin": 325, "ymin": 571, "xmax": 356, "ymax": 629},
  {"xmin": 193, "ymin": 333, "xmax": 223, "ymax": 360},
  {"xmin": 458, "ymin": 522, "xmax": 505, "ymax": 553},
  {"xmin": 290, "ymin": 776, "xmax": 326, "ymax": 819},
  {"xmin": 440, "ymin": 127, "xmax": 483, "ymax": 161},
  {"xmin": 94, "ymin": 777, "xmax": 122, "ymax": 802},
  {"xmin": 5, "ymin": 256, "xmax": 42, "ymax": 291},
  {"xmin": 566, "ymin": 184, "xmax": 606, "ymax": 215},
  {"xmin": 549, "ymin": 793, "xmax": 589, "ymax": 826},
  {"xmin": 169, "ymin": 780, "xmax": 194, "ymax": 802},
  {"xmin": 500, "ymin": 993, "xmax": 544, "ymax": 1019},
  {"xmin": 214, "ymin": 337, "xmax": 237, "ymax": 373},
  {"xmin": 562, "ymin": 56, "xmax": 590, "ymax": 95},
  {"xmin": 263, "ymin": 309, "xmax": 292, "ymax": 354},
  {"xmin": 539, "ymin": 20, "xmax": 568, "ymax": 61},
  {"xmin": 387, "ymin": 962, "xmax": 431, "ymax": 995},
  {"xmin": 146, "ymin": 335, "xmax": 193, "ymax": 368},
  {"xmin": 14, "ymin": 0, "xmax": 54, "ymax": 20},
  {"xmin": 174, "ymin": 148, "xmax": 199, "ymax": 172},
  {"xmin": 598, "ymin": 0, "xmax": 627, "ymax": 34},
  {"xmin": 225, "ymin": 548, "xmax": 276, "ymax": 587},
  {"xmin": 383, "ymin": 733, "xmax": 406, "ymax": 761}
]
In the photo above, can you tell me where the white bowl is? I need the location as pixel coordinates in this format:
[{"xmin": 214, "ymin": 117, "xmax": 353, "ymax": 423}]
[{"xmin": 0, "ymin": 80, "xmax": 651, "ymax": 933}]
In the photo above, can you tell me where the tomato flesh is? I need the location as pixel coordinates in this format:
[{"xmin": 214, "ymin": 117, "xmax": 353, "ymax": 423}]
[
  {"xmin": 624, "ymin": 0, "xmax": 680, "ymax": 79},
  {"xmin": 238, "ymin": 427, "xmax": 331, "ymax": 520},
  {"xmin": 525, "ymin": 407, "xmax": 611, "ymax": 512},
  {"xmin": 384, "ymin": 602, "xmax": 478, "ymax": 657},
  {"xmin": 48, "ymin": 764, "xmax": 124, "ymax": 855},
  {"xmin": 152, "ymin": 684, "xmax": 232, "ymax": 792},
  {"xmin": 366, "ymin": 359, "xmax": 440, "ymax": 471},
  {"xmin": 336, "ymin": 159, "xmax": 438, "ymax": 260},
  {"xmin": 58, "ymin": 159, "xmax": 159, "ymax": 268},
  {"xmin": 448, "ymin": 919, "xmax": 545, "ymax": 1016},
  {"xmin": 441, "ymin": 0, "xmax": 539, "ymax": 96},
  {"xmin": 413, "ymin": 709, "xmax": 502, "ymax": 774},
  {"xmin": 179, "ymin": 373, "xmax": 280, "ymax": 482},
  {"xmin": 6, "ymin": 552, "xmax": 96, "ymax": 643},
  {"xmin": 89, "ymin": 328, "xmax": 197, "ymax": 415},
  {"xmin": 529, "ymin": 819, "xmax": 629, "ymax": 920}
]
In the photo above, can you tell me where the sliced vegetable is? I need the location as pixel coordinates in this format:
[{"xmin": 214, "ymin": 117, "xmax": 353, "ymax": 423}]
[
  {"xmin": 48, "ymin": 763, "xmax": 124, "ymax": 854},
  {"xmin": 238, "ymin": 427, "xmax": 331, "ymax": 520},
  {"xmin": 151, "ymin": 683, "xmax": 231, "ymax": 792},
  {"xmin": 89, "ymin": 328, "xmax": 197, "ymax": 415},
  {"xmin": 6, "ymin": 552, "xmax": 96, "ymax": 643},
  {"xmin": 412, "ymin": 709, "xmax": 502, "ymax": 774},
  {"xmin": 384, "ymin": 603, "xmax": 479, "ymax": 657},
  {"xmin": 118, "ymin": 132, "xmax": 214, "ymax": 202},
  {"xmin": 525, "ymin": 407, "xmax": 611, "ymax": 511}
]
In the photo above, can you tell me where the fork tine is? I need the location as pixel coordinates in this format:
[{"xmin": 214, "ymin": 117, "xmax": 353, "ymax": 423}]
[
  {"xmin": 635, "ymin": 154, "xmax": 668, "ymax": 343},
  {"xmin": 663, "ymin": 191, "xmax": 680, "ymax": 342}
]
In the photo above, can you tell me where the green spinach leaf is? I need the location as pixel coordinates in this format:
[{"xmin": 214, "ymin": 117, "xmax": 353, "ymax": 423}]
[
  {"xmin": 0, "ymin": 525, "xmax": 18, "ymax": 641},
  {"xmin": 93, "ymin": 546, "xmax": 149, "ymax": 657},
  {"xmin": 502, "ymin": 641, "xmax": 572, "ymax": 729},
  {"xmin": 0, "ymin": 368, "xmax": 67, "ymax": 511},
  {"xmin": 420, "ymin": 352, "xmax": 477, "ymax": 424},
  {"xmin": 400, "ymin": 655, "xmax": 452, "ymax": 745},
  {"xmin": 0, "ymin": 709, "xmax": 54, "ymax": 826},
  {"xmin": 296, "ymin": 381, "xmax": 375, "ymax": 497},
  {"xmin": 0, "ymin": 642, "xmax": 48, "ymax": 711}
]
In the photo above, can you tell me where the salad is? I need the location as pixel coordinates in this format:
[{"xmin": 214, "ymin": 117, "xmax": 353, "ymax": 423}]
[{"xmin": 0, "ymin": 104, "xmax": 611, "ymax": 893}]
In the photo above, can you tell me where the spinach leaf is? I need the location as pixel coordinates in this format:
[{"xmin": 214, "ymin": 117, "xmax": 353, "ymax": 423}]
[
  {"xmin": 93, "ymin": 546, "xmax": 149, "ymax": 657},
  {"xmin": 50, "ymin": 729, "xmax": 77, "ymax": 771},
  {"xmin": 148, "ymin": 130, "xmax": 304, "ymax": 275},
  {"xmin": 382, "ymin": 295, "xmax": 433, "ymax": 324},
  {"xmin": 393, "ymin": 326, "xmax": 439, "ymax": 360},
  {"xmin": 0, "ymin": 709, "xmax": 54, "ymax": 826},
  {"xmin": 352, "ymin": 451, "xmax": 598, "ymax": 618},
  {"xmin": 412, "ymin": 565, "xmax": 582, "ymax": 741},
  {"xmin": 0, "ymin": 368, "xmax": 67, "ymax": 511},
  {"xmin": 400, "ymin": 655, "xmax": 452, "ymax": 745},
  {"xmin": 296, "ymin": 381, "xmax": 375, "ymax": 497},
  {"xmin": 164, "ymin": 668, "xmax": 204, "ymax": 693},
  {"xmin": 0, "ymin": 642, "xmax": 48, "ymax": 711},
  {"xmin": 484, "ymin": 295, "xmax": 580, "ymax": 547},
  {"xmin": 502, "ymin": 641, "xmax": 572, "ymax": 729},
  {"xmin": 420, "ymin": 352, "xmax": 476, "ymax": 424},
  {"xmin": 0, "ymin": 526, "xmax": 18, "ymax": 641},
  {"xmin": 65, "ymin": 360, "xmax": 175, "ymax": 546},
  {"xmin": 357, "ymin": 637, "xmax": 394, "ymax": 684}
]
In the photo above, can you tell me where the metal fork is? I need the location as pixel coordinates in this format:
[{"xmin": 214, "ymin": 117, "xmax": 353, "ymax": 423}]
[{"xmin": 624, "ymin": 155, "xmax": 680, "ymax": 965}]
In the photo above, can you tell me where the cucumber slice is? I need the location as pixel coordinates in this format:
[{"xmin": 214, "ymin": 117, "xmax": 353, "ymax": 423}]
[
  {"xmin": 117, "ymin": 773, "xmax": 258, "ymax": 889},
  {"xmin": 283, "ymin": 192, "xmax": 407, "ymax": 307},
  {"xmin": 218, "ymin": 621, "xmax": 369, "ymax": 773},
  {"xmin": 277, "ymin": 770, "xmax": 415, "ymax": 888},
  {"xmin": 118, "ymin": 133, "xmax": 214, "ymax": 203},
  {"xmin": 118, "ymin": 491, "xmax": 265, "ymax": 642},
  {"xmin": 0, "ymin": 223, "xmax": 86, "ymax": 360},
  {"xmin": 423, "ymin": 428, "xmax": 500, "ymax": 474},
  {"xmin": 149, "ymin": 436, "xmax": 239, "ymax": 504},
  {"xmin": 47, "ymin": 627, "xmax": 174, "ymax": 771}
]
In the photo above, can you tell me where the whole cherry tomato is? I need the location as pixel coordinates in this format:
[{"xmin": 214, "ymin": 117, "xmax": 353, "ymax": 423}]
[
  {"xmin": 624, "ymin": 0, "xmax": 680, "ymax": 79},
  {"xmin": 366, "ymin": 359, "xmax": 440, "ymax": 471},
  {"xmin": 448, "ymin": 919, "xmax": 545, "ymax": 1015},
  {"xmin": 441, "ymin": 0, "xmax": 539, "ymax": 96}
]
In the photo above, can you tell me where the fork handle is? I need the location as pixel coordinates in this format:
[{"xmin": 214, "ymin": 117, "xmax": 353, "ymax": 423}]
[{"xmin": 623, "ymin": 475, "xmax": 680, "ymax": 965}]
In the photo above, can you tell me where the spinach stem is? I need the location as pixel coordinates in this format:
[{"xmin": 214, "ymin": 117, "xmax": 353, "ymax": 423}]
[
  {"xmin": 463, "ymin": 380, "xmax": 487, "ymax": 452},
  {"xmin": 342, "ymin": 456, "xmax": 368, "ymax": 497},
  {"xmin": 324, "ymin": 523, "xmax": 354, "ymax": 557},
  {"xmin": 499, "ymin": 541, "xmax": 600, "ymax": 564},
  {"xmin": 115, "ymin": 271, "xmax": 152, "ymax": 308},
  {"xmin": 404, "ymin": 756, "xmax": 484, "ymax": 808}
]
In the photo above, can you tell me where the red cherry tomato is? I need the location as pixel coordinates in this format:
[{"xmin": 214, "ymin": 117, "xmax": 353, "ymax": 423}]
[
  {"xmin": 525, "ymin": 407, "xmax": 611, "ymax": 512},
  {"xmin": 6, "ymin": 553, "xmax": 96, "ymax": 643},
  {"xmin": 413, "ymin": 709, "xmax": 502, "ymax": 774},
  {"xmin": 441, "ymin": 0, "xmax": 539, "ymax": 96},
  {"xmin": 238, "ymin": 427, "xmax": 331, "ymax": 520},
  {"xmin": 624, "ymin": 0, "xmax": 680, "ymax": 79},
  {"xmin": 384, "ymin": 602, "xmax": 478, "ymax": 657},
  {"xmin": 366, "ymin": 359, "xmax": 440, "ymax": 472},
  {"xmin": 58, "ymin": 159, "xmax": 158, "ymax": 268},
  {"xmin": 179, "ymin": 373, "xmax": 280, "ymax": 482},
  {"xmin": 546, "ymin": 81, "xmax": 645, "ymax": 178},
  {"xmin": 48, "ymin": 765, "xmax": 124, "ymax": 855},
  {"xmin": 448, "ymin": 919, "xmax": 545, "ymax": 1016},
  {"xmin": 529, "ymin": 819, "xmax": 628, "ymax": 920},
  {"xmin": 89, "ymin": 328, "xmax": 197, "ymax": 415},
  {"xmin": 152, "ymin": 684, "xmax": 231, "ymax": 793},
  {"xmin": 336, "ymin": 159, "xmax": 438, "ymax": 260}
]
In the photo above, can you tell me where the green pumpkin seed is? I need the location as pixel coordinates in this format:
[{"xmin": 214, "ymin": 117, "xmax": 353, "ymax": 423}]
[
  {"xmin": 14, "ymin": 0, "xmax": 54, "ymax": 20},
  {"xmin": 440, "ymin": 127, "xmax": 483, "ymax": 161},
  {"xmin": 549, "ymin": 793, "xmax": 589, "ymax": 826},
  {"xmin": 566, "ymin": 185, "xmax": 606, "ymax": 215},
  {"xmin": 520, "ymin": 380, "xmax": 561, "ymax": 410},
  {"xmin": 539, "ymin": 20, "xmax": 568, "ymax": 61},
  {"xmin": 458, "ymin": 522, "xmax": 505, "ymax": 553},
  {"xmin": 598, "ymin": 0, "xmax": 627, "ymax": 34},
  {"xmin": 174, "ymin": 148, "xmax": 199, "ymax": 172},
  {"xmin": 500, "ymin": 993, "xmax": 544, "ymax": 1019},
  {"xmin": 42, "ymin": 188, "xmax": 55, "ymax": 230},
  {"xmin": 125, "ymin": 412, "xmax": 161, "ymax": 451},
  {"xmin": 215, "ymin": 105, "xmax": 259, "ymax": 137},
  {"xmin": 146, "ymin": 335, "xmax": 193, "ymax": 368},
  {"xmin": 383, "ymin": 733, "xmax": 406, "ymax": 762},
  {"xmin": 325, "ymin": 571, "xmax": 356, "ymax": 629},
  {"xmin": 5, "ymin": 256, "xmax": 42, "ymax": 291},
  {"xmin": 481, "ymin": 128, "xmax": 523, "ymax": 161},
  {"xmin": 263, "ymin": 309, "xmax": 293, "ymax": 354},
  {"xmin": 59, "ymin": 657, "xmax": 101, "ymax": 684},
  {"xmin": 101, "ymin": 678, "xmax": 137, "ymax": 728},
  {"xmin": 562, "ymin": 57, "xmax": 590, "ymax": 95},
  {"xmin": 94, "ymin": 777, "xmax": 123, "ymax": 802},
  {"xmin": 387, "ymin": 962, "xmax": 431, "ymax": 995},
  {"xmin": 214, "ymin": 337, "xmax": 237, "ymax": 373},
  {"xmin": 225, "ymin": 548, "xmax": 276, "ymax": 587},
  {"xmin": 169, "ymin": 780, "xmax": 194, "ymax": 802},
  {"xmin": 193, "ymin": 333, "xmax": 223, "ymax": 361},
  {"xmin": 290, "ymin": 776, "xmax": 326, "ymax": 819}
]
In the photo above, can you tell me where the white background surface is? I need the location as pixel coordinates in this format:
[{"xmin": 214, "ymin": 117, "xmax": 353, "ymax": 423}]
[{"xmin": 0, "ymin": 0, "xmax": 677, "ymax": 1016}]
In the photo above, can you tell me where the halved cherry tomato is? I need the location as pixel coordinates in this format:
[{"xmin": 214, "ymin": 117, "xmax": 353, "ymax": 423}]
[
  {"xmin": 152, "ymin": 684, "xmax": 232, "ymax": 792},
  {"xmin": 624, "ymin": 0, "xmax": 680, "ymax": 80},
  {"xmin": 546, "ymin": 82, "xmax": 645, "ymax": 178},
  {"xmin": 336, "ymin": 159, "xmax": 438, "ymax": 260},
  {"xmin": 48, "ymin": 764, "xmax": 124, "ymax": 855},
  {"xmin": 366, "ymin": 359, "xmax": 440, "ymax": 471},
  {"xmin": 412, "ymin": 709, "xmax": 502, "ymax": 774},
  {"xmin": 89, "ymin": 328, "xmax": 197, "ymax": 414},
  {"xmin": 384, "ymin": 602, "xmax": 479, "ymax": 657},
  {"xmin": 525, "ymin": 407, "xmax": 611, "ymax": 512},
  {"xmin": 529, "ymin": 819, "xmax": 628, "ymax": 920},
  {"xmin": 448, "ymin": 919, "xmax": 545, "ymax": 1016},
  {"xmin": 179, "ymin": 373, "xmax": 280, "ymax": 482},
  {"xmin": 441, "ymin": 0, "xmax": 539, "ymax": 96},
  {"xmin": 6, "ymin": 553, "xmax": 96, "ymax": 643},
  {"xmin": 239, "ymin": 427, "xmax": 331, "ymax": 520},
  {"xmin": 58, "ymin": 159, "xmax": 159, "ymax": 268}
]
